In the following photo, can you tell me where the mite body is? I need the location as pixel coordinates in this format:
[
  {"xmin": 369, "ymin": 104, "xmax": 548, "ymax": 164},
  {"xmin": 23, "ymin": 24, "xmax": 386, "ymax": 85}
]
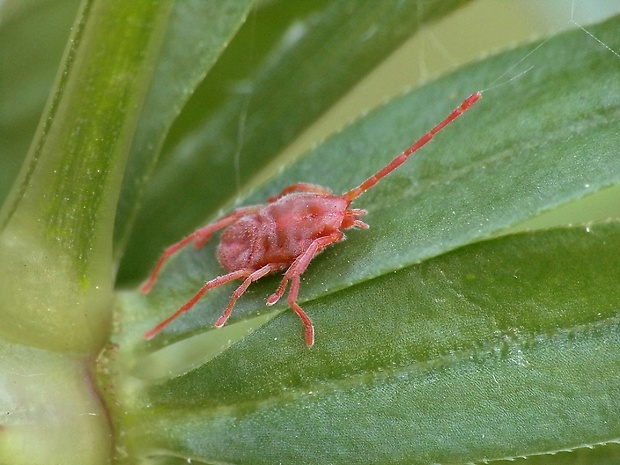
[
  {"xmin": 218, "ymin": 191, "xmax": 360, "ymax": 272},
  {"xmin": 142, "ymin": 92, "xmax": 481, "ymax": 346}
]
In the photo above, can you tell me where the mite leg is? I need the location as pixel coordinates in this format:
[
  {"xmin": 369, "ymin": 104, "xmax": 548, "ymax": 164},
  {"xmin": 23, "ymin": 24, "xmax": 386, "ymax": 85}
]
[
  {"xmin": 140, "ymin": 206, "xmax": 260, "ymax": 293},
  {"xmin": 214, "ymin": 263, "xmax": 285, "ymax": 328},
  {"xmin": 144, "ymin": 268, "xmax": 252, "ymax": 340},
  {"xmin": 268, "ymin": 183, "xmax": 333, "ymax": 203},
  {"xmin": 342, "ymin": 208, "xmax": 369, "ymax": 229},
  {"xmin": 191, "ymin": 206, "xmax": 261, "ymax": 248},
  {"xmin": 267, "ymin": 231, "xmax": 344, "ymax": 306},
  {"xmin": 267, "ymin": 231, "xmax": 344, "ymax": 346},
  {"xmin": 344, "ymin": 92, "xmax": 481, "ymax": 201},
  {"xmin": 288, "ymin": 273, "xmax": 314, "ymax": 346}
]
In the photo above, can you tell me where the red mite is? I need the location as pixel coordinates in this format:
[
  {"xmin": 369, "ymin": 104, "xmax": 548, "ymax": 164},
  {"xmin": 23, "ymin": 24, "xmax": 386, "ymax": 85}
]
[{"xmin": 142, "ymin": 92, "xmax": 481, "ymax": 346}]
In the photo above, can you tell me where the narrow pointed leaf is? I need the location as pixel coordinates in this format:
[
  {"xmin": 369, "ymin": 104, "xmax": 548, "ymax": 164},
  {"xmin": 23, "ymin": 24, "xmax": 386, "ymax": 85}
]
[
  {"xmin": 123, "ymin": 222, "xmax": 620, "ymax": 463},
  {"xmin": 117, "ymin": 0, "xmax": 473, "ymax": 284},
  {"xmin": 133, "ymin": 15, "xmax": 620, "ymax": 342},
  {"xmin": 113, "ymin": 0, "xmax": 254, "ymax": 261},
  {"xmin": 107, "ymin": 14, "xmax": 620, "ymax": 465},
  {"xmin": 0, "ymin": 0, "xmax": 81, "ymax": 202}
]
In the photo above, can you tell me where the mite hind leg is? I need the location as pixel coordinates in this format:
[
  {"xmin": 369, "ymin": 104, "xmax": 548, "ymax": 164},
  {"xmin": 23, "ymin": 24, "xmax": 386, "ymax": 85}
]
[
  {"xmin": 144, "ymin": 268, "xmax": 252, "ymax": 339},
  {"xmin": 141, "ymin": 206, "xmax": 260, "ymax": 293}
]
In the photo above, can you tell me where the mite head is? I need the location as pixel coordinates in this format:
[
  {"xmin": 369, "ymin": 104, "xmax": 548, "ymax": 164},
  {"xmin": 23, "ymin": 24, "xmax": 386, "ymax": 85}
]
[{"xmin": 270, "ymin": 193, "xmax": 368, "ymax": 236}]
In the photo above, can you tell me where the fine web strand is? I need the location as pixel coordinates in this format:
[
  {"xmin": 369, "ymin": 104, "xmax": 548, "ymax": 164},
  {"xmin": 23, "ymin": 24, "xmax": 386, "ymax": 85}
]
[{"xmin": 569, "ymin": 0, "xmax": 620, "ymax": 61}]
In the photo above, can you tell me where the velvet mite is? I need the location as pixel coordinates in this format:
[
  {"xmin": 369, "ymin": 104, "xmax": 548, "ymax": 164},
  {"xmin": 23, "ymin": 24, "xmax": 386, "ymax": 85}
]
[{"xmin": 142, "ymin": 91, "xmax": 481, "ymax": 346}]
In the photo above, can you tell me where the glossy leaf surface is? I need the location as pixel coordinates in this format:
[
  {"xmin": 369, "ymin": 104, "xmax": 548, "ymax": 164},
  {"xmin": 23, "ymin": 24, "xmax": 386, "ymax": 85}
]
[
  {"xmin": 109, "ymin": 14, "xmax": 620, "ymax": 465},
  {"xmin": 116, "ymin": 0, "xmax": 473, "ymax": 284}
]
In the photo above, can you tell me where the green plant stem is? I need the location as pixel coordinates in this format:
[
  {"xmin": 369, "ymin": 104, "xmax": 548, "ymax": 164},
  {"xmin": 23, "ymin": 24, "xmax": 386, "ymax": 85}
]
[{"xmin": 0, "ymin": 1, "xmax": 172, "ymax": 464}]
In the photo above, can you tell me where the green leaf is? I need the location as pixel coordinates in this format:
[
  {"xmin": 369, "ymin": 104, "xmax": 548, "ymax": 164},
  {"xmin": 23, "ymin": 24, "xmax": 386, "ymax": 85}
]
[
  {"xmin": 122, "ymin": 222, "xmax": 620, "ymax": 464},
  {"xmin": 109, "ymin": 14, "xmax": 620, "ymax": 465},
  {"xmin": 130, "ymin": 14, "xmax": 620, "ymax": 342},
  {"xmin": 116, "ymin": 0, "xmax": 473, "ymax": 285},
  {"xmin": 0, "ymin": 0, "xmax": 81, "ymax": 203},
  {"xmin": 113, "ymin": 0, "xmax": 255, "ymax": 262}
]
